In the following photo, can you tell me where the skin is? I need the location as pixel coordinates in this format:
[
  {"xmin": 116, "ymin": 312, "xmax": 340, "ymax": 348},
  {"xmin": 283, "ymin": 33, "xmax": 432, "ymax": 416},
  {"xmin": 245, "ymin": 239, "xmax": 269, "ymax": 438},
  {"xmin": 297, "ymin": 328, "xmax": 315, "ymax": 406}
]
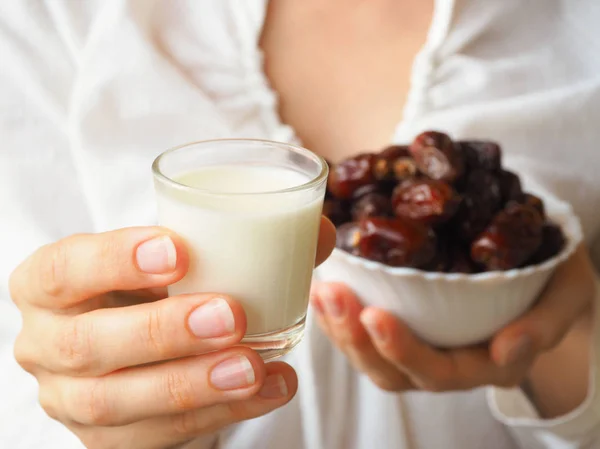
[
  {"xmin": 260, "ymin": 0, "xmax": 433, "ymax": 161},
  {"xmin": 310, "ymin": 246, "xmax": 596, "ymax": 418},
  {"xmin": 9, "ymin": 222, "xmax": 336, "ymax": 449},
  {"xmin": 10, "ymin": 2, "xmax": 598, "ymax": 447},
  {"xmin": 261, "ymin": 0, "xmax": 598, "ymax": 419}
]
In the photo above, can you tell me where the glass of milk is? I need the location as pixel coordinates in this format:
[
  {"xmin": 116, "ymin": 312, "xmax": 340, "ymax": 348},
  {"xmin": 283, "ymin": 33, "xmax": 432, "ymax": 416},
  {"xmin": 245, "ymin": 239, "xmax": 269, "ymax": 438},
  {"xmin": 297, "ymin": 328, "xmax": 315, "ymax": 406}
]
[{"xmin": 152, "ymin": 139, "xmax": 328, "ymax": 360}]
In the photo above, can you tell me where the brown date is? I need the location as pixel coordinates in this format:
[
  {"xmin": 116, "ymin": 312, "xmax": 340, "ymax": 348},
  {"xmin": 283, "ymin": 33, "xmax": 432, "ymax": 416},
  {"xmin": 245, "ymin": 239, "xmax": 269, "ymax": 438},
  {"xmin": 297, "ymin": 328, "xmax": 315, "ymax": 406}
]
[
  {"xmin": 352, "ymin": 182, "xmax": 397, "ymax": 207},
  {"xmin": 422, "ymin": 249, "xmax": 449, "ymax": 272},
  {"xmin": 459, "ymin": 140, "xmax": 502, "ymax": 172},
  {"xmin": 358, "ymin": 217, "xmax": 437, "ymax": 268},
  {"xmin": 376, "ymin": 179, "xmax": 399, "ymax": 198},
  {"xmin": 452, "ymin": 170, "xmax": 502, "ymax": 242},
  {"xmin": 498, "ymin": 170, "xmax": 523, "ymax": 203},
  {"xmin": 323, "ymin": 198, "xmax": 351, "ymax": 227},
  {"xmin": 379, "ymin": 145, "xmax": 411, "ymax": 161},
  {"xmin": 528, "ymin": 223, "xmax": 566, "ymax": 265},
  {"xmin": 352, "ymin": 183, "xmax": 382, "ymax": 200},
  {"xmin": 336, "ymin": 222, "xmax": 361, "ymax": 256},
  {"xmin": 327, "ymin": 153, "xmax": 376, "ymax": 200},
  {"xmin": 373, "ymin": 145, "xmax": 418, "ymax": 182},
  {"xmin": 466, "ymin": 170, "xmax": 502, "ymax": 210},
  {"xmin": 392, "ymin": 179, "xmax": 461, "ymax": 225},
  {"xmin": 471, "ymin": 203, "xmax": 544, "ymax": 271},
  {"xmin": 453, "ymin": 195, "xmax": 485, "ymax": 242},
  {"xmin": 421, "ymin": 235, "xmax": 450, "ymax": 272},
  {"xmin": 409, "ymin": 131, "xmax": 465, "ymax": 183},
  {"xmin": 351, "ymin": 193, "xmax": 392, "ymax": 221},
  {"xmin": 374, "ymin": 157, "xmax": 419, "ymax": 183},
  {"xmin": 447, "ymin": 245, "xmax": 477, "ymax": 274},
  {"xmin": 509, "ymin": 193, "xmax": 545, "ymax": 219},
  {"xmin": 421, "ymin": 236, "xmax": 476, "ymax": 274}
]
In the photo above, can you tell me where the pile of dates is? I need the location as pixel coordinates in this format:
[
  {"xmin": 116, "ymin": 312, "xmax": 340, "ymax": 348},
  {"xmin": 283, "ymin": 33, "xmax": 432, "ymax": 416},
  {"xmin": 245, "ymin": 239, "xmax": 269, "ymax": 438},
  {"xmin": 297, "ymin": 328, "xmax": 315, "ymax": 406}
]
[{"xmin": 324, "ymin": 131, "xmax": 566, "ymax": 273}]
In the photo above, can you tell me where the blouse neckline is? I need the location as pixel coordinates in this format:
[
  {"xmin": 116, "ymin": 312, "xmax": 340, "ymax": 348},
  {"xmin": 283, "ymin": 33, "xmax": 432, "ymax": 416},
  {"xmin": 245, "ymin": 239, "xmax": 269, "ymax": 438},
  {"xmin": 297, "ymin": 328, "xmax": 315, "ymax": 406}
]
[{"xmin": 237, "ymin": 0, "xmax": 457, "ymax": 147}]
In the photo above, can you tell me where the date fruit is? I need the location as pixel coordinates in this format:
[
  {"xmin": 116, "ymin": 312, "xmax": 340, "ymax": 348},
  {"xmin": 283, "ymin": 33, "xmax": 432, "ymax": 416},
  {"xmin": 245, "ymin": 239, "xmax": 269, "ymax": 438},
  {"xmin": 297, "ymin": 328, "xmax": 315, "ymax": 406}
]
[
  {"xmin": 323, "ymin": 198, "xmax": 350, "ymax": 226},
  {"xmin": 379, "ymin": 145, "xmax": 411, "ymax": 161},
  {"xmin": 528, "ymin": 223, "xmax": 566, "ymax": 265},
  {"xmin": 352, "ymin": 183, "xmax": 382, "ymax": 200},
  {"xmin": 324, "ymin": 130, "xmax": 565, "ymax": 272},
  {"xmin": 510, "ymin": 193, "xmax": 545, "ymax": 219},
  {"xmin": 423, "ymin": 245, "xmax": 449, "ymax": 272},
  {"xmin": 373, "ymin": 145, "xmax": 418, "ymax": 182},
  {"xmin": 409, "ymin": 131, "xmax": 465, "ymax": 183},
  {"xmin": 323, "ymin": 198, "xmax": 351, "ymax": 227},
  {"xmin": 392, "ymin": 179, "xmax": 461, "ymax": 225},
  {"xmin": 351, "ymin": 193, "xmax": 392, "ymax": 221},
  {"xmin": 327, "ymin": 153, "xmax": 376, "ymax": 200},
  {"xmin": 336, "ymin": 222, "xmax": 362, "ymax": 256},
  {"xmin": 498, "ymin": 170, "xmax": 523, "ymax": 203},
  {"xmin": 471, "ymin": 203, "xmax": 544, "ymax": 270},
  {"xmin": 453, "ymin": 170, "xmax": 502, "ymax": 242},
  {"xmin": 459, "ymin": 140, "xmax": 502, "ymax": 172},
  {"xmin": 466, "ymin": 170, "xmax": 502, "ymax": 208},
  {"xmin": 359, "ymin": 217, "xmax": 437, "ymax": 268},
  {"xmin": 447, "ymin": 245, "xmax": 477, "ymax": 274}
]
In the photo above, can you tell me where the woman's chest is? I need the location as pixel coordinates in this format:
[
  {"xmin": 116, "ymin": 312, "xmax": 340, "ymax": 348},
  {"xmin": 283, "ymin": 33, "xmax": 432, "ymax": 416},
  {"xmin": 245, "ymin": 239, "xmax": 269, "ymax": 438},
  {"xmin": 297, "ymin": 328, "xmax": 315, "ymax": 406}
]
[{"xmin": 259, "ymin": 0, "xmax": 433, "ymax": 162}]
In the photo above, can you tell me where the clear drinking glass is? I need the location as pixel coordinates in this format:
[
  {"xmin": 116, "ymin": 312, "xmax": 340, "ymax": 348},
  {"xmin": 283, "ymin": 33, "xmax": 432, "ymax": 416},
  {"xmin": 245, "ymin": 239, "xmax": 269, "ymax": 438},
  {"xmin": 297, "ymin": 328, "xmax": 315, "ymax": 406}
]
[{"xmin": 152, "ymin": 139, "xmax": 328, "ymax": 360}]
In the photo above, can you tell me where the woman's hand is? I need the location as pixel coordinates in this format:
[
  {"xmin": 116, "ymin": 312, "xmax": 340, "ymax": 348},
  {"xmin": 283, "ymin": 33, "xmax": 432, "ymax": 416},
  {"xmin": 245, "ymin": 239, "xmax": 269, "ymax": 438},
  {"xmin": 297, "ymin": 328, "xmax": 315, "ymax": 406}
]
[
  {"xmin": 9, "ymin": 221, "xmax": 336, "ymax": 449},
  {"xmin": 312, "ymin": 246, "xmax": 596, "ymax": 416}
]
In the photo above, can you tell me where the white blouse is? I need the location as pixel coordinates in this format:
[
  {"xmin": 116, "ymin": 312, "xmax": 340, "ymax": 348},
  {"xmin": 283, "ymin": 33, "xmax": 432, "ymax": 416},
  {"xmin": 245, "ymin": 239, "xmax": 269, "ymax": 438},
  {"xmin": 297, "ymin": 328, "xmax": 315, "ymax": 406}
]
[{"xmin": 1, "ymin": 1, "xmax": 600, "ymax": 448}]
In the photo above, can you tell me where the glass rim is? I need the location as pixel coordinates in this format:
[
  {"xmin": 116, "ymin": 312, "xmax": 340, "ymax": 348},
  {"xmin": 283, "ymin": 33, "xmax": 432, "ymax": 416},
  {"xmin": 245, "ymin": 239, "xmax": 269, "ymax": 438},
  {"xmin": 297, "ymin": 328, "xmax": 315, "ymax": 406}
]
[{"xmin": 152, "ymin": 138, "xmax": 329, "ymax": 196}]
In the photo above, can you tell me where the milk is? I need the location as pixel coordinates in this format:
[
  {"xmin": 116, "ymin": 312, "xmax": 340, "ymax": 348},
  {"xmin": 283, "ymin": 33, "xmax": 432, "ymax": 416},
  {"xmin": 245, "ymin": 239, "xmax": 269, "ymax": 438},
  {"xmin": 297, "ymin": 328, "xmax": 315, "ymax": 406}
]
[{"xmin": 155, "ymin": 165, "xmax": 324, "ymax": 335}]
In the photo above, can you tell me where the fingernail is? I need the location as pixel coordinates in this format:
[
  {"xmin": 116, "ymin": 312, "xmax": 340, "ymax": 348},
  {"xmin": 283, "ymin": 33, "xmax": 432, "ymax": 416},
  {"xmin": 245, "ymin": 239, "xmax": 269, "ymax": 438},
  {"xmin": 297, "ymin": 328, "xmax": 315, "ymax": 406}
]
[
  {"xmin": 360, "ymin": 313, "xmax": 385, "ymax": 341},
  {"xmin": 188, "ymin": 298, "xmax": 235, "ymax": 338},
  {"xmin": 136, "ymin": 236, "xmax": 176, "ymax": 274},
  {"xmin": 502, "ymin": 335, "xmax": 533, "ymax": 366},
  {"xmin": 320, "ymin": 287, "xmax": 344, "ymax": 318},
  {"xmin": 259, "ymin": 374, "xmax": 288, "ymax": 399},
  {"xmin": 210, "ymin": 356, "xmax": 255, "ymax": 390}
]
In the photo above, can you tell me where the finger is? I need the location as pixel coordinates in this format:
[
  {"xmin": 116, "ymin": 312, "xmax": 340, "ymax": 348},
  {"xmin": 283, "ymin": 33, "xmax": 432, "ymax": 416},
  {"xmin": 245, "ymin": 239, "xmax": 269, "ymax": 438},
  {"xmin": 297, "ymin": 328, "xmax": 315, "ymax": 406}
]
[
  {"xmin": 491, "ymin": 246, "xmax": 596, "ymax": 366},
  {"xmin": 312, "ymin": 283, "xmax": 412, "ymax": 391},
  {"xmin": 361, "ymin": 308, "xmax": 526, "ymax": 391},
  {"xmin": 9, "ymin": 227, "xmax": 189, "ymax": 309},
  {"xmin": 309, "ymin": 291, "xmax": 331, "ymax": 335},
  {"xmin": 49, "ymin": 347, "xmax": 271, "ymax": 427},
  {"xmin": 311, "ymin": 283, "xmax": 366, "ymax": 346},
  {"xmin": 17, "ymin": 294, "xmax": 247, "ymax": 376},
  {"xmin": 315, "ymin": 216, "xmax": 336, "ymax": 267},
  {"xmin": 75, "ymin": 362, "xmax": 298, "ymax": 449}
]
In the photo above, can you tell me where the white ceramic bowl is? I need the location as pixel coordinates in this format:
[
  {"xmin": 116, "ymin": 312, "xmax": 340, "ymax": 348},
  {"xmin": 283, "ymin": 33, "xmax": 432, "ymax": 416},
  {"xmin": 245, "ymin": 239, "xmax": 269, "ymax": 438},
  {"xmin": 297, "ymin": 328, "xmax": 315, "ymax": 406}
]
[{"xmin": 315, "ymin": 193, "xmax": 583, "ymax": 348}]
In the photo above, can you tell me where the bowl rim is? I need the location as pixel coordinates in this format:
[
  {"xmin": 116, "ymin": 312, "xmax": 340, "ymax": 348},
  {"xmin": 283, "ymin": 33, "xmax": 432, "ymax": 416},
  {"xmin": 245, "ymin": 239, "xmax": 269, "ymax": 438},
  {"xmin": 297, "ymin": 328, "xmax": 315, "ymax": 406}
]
[{"xmin": 328, "ymin": 195, "xmax": 583, "ymax": 283}]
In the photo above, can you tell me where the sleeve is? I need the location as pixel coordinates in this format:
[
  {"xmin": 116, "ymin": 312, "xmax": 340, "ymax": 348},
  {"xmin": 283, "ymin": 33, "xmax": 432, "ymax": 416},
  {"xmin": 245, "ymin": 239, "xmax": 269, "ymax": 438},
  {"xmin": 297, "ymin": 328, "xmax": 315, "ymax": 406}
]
[
  {"xmin": 0, "ymin": 2, "xmax": 240, "ymax": 448},
  {"xmin": 0, "ymin": 2, "xmax": 99, "ymax": 448},
  {"xmin": 487, "ymin": 281, "xmax": 600, "ymax": 449},
  {"xmin": 0, "ymin": 307, "xmax": 86, "ymax": 448}
]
